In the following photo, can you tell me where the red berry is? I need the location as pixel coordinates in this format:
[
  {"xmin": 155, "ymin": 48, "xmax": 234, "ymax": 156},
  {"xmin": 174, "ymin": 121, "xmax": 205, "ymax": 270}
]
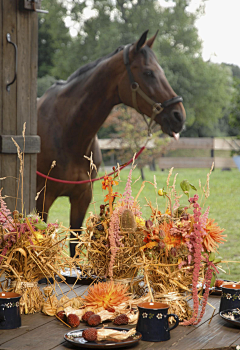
[
  {"xmin": 82, "ymin": 328, "xmax": 98, "ymax": 341},
  {"xmin": 113, "ymin": 314, "xmax": 128, "ymax": 325},
  {"xmin": 82, "ymin": 311, "xmax": 95, "ymax": 322},
  {"xmin": 87, "ymin": 314, "xmax": 101, "ymax": 326},
  {"xmin": 106, "ymin": 307, "xmax": 115, "ymax": 313},
  {"xmin": 67, "ymin": 314, "xmax": 80, "ymax": 328},
  {"xmin": 56, "ymin": 310, "xmax": 66, "ymax": 321}
]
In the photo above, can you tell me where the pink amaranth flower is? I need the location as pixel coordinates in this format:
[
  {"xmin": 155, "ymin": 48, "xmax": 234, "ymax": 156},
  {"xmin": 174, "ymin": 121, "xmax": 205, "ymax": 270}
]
[{"xmin": 180, "ymin": 194, "xmax": 215, "ymax": 326}]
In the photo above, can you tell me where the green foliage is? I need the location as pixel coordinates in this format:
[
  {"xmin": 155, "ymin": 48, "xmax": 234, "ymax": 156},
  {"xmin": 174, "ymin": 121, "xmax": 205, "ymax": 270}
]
[
  {"xmin": 37, "ymin": 75, "xmax": 56, "ymax": 97},
  {"xmin": 229, "ymin": 78, "xmax": 240, "ymax": 139},
  {"xmin": 100, "ymin": 106, "xmax": 169, "ymax": 170},
  {"xmin": 180, "ymin": 179, "xmax": 197, "ymax": 197},
  {"xmin": 38, "ymin": 0, "xmax": 71, "ymax": 78},
  {"xmin": 38, "ymin": 0, "xmax": 235, "ymax": 138}
]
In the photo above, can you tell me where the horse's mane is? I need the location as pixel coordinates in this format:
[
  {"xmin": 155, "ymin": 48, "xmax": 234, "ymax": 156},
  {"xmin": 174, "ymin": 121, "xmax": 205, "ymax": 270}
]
[
  {"xmin": 56, "ymin": 45, "xmax": 125, "ymax": 85},
  {"xmin": 56, "ymin": 43, "xmax": 151, "ymax": 86}
]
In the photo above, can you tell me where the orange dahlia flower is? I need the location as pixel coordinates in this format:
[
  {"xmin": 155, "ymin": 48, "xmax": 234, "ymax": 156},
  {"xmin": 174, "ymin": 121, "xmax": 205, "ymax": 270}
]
[
  {"xmin": 203, "ymin": 218, "xmax": 226, "ymax": 252},
  {"xmin": 160, "ymin": 221, "xmax": 183, "ymax": 252},
  {"xmin": 83, "ymin": 281, "xmax": 129, "ymax": 309}
]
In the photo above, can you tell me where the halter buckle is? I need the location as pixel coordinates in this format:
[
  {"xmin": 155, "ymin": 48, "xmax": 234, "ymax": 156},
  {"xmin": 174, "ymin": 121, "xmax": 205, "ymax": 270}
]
[
  {"xmin": 131, "ymin": 82, "xmax": 139, "ymax": 91},
  {"xmin": 152, "ymin": 103, "xmax": 163, "ymax": 114}
]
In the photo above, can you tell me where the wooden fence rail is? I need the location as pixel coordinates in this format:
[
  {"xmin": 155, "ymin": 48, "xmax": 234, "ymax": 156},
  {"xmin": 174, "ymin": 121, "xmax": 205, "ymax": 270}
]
[{"xmin": 98, "ymin": 137, "xmax": 240, "ymax": 169}]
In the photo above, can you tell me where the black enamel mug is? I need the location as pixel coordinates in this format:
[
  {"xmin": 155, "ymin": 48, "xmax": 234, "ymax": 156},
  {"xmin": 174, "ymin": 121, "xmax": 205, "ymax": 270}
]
[
  {"xmin": 136, "ymin": 302, "xmax": 179, "ymax": 342},
  {"xmin": 219, "ymin": 283, "xmax": 240, "ymax": 312},
  {"xmin": 0, "ymin": 292, "xmax": 22, "ymax": 329}
]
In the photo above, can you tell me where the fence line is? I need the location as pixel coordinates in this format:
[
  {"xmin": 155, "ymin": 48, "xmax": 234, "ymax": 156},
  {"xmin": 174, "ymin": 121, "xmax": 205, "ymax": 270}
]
[{"xmin": 98, "ymin": 137, "xmax": 240, "ymax": 169}]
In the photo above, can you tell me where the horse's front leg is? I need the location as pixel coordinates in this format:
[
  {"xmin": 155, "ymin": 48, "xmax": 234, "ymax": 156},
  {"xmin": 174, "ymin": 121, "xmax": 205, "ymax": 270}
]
[
  {"xmin": 69, "ymin": 185, "xmax": 92, "ymax": 257},
  {"xmin": 36, "ymin": 189, "xmax": 56, "ymax": 223}
]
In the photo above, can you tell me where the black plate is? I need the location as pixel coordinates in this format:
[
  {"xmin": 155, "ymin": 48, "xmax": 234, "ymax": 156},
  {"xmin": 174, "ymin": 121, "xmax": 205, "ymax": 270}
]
[
  {"xmin": 220, "ymin": 308, "xmax": 240, "ymax": 327},
  {"xmin": 64, "ymin": 327, "xmax": 142, "ymax": 349},
  {"xmin": 59, "ymin": 268, "xmax": 105, "ymax": 285}
]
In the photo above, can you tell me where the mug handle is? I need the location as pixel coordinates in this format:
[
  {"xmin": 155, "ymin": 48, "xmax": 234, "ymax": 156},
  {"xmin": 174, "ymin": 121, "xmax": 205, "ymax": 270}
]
[
  {"xmin": 0, "ymin": 305, "xmax": 5, "ymax": 323},
  {"xmin": 167, "ymin": 314, "xmax": 179, "ymax": 331}
]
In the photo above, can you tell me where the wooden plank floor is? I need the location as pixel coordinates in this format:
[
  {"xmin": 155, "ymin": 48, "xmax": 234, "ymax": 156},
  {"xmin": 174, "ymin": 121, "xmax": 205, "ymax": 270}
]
[{"xmin": 1, "ymin": 280, "xmax": 240, "ymax": 350}]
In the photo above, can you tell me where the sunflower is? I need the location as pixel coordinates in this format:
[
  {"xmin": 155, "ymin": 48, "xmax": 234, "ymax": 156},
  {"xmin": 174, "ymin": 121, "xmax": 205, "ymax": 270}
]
[{"xmin": 203, "ymin": 218, "xmax": 226, "ymax": 252}]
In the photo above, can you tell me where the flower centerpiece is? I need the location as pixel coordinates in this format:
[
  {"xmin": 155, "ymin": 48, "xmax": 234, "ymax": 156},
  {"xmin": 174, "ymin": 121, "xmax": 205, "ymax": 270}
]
[
  {"xmin": 77, "ymin": 168, "xmax": 146, "ymax": 284},
  {"xmin": 77, "ymin": 163, "xmax": 226, "ymax": 324},
  {"xmin": 0, "ymin": 191, "xmax": 73, "ymax": 314},
  {"xmin": 138, "ymin": 166, "xmax": 226, "ymax": 324}
]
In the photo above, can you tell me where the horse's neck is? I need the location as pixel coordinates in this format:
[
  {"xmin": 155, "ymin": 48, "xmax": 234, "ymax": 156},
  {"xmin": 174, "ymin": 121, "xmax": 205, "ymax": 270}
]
[{"xmin": 62, "ymin": 55, "xmax": 123, "ymax": 154}]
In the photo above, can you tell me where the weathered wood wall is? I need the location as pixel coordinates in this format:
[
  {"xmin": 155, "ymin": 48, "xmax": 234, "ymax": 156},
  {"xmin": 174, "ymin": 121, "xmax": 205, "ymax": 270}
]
[{"xmin": 0, "ymin": 0, "xmax": 39, "ymax": 213}]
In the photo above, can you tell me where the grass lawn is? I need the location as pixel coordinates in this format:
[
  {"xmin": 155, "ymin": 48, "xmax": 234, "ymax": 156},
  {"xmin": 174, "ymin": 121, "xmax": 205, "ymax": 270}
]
[{"xmin": 48, "ymin": 167, "xmax": 240, "ymax": 281}]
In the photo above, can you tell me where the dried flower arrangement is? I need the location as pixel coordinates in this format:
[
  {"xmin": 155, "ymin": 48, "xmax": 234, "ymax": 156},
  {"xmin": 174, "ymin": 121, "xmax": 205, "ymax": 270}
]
[
  {"xmin": 136, "ymin": 165, "xmax": 226, "ymax": 324},
  {"xmin": 0, "ymin": 191, "xmax": 77, "ymax": 314},
  {"xmin": 77, "ymin": 162, "xmax": 226, "ymax": 324},
  {"xmin": 77, "ymin": 168, "xmax": 145, "ymax": 282}
]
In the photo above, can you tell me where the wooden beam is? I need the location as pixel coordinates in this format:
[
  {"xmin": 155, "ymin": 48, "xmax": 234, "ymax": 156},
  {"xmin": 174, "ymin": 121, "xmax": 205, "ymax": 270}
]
[
  {"xmin": 157, "ymin": 157, "xmax": 237, "ymax": 168},
  {"xmin": 166, "ymin": 137, "xmax": 214, "ymax": 150},
  {"xmin": 0, "ymin": 135, "xmax": 40, "ymax": 153}
]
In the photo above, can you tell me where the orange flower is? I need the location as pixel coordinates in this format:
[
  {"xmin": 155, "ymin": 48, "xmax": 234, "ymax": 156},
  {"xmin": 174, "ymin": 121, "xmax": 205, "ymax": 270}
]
[
  {"xmin": 140, "ymin": 241, "xmax": 158, "ymax": 251},
  {"xmin": 160, "ymin": 221, "xmax": 184, "ymax": 253},
  {"xmin": 102, "ymin": 176, "xmax": 118, "ymax": 190},
  {"xmin": 203, "ymin": 218, "xmax": 226, "ymax": 252},
  {"xmin": 104, "ymin": 192, "xmax": 119, "ymax": 202},
  {"xmin": 165, "ymin": 208, "xmax": 171, "ymax": 216},
  {"xmin": 83, "ymin": 281, "xmax": 129, "ymax": 309}
]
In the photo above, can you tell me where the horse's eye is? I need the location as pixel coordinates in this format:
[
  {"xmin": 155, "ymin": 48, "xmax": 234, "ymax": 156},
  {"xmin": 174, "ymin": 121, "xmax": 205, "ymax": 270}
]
[{"xmin": 144, "ymin": 70, "xmax": 154, "ymax": 78}]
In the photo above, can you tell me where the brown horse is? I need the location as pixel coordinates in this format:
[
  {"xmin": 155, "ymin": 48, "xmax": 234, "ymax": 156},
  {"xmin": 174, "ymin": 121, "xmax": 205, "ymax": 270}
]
[{"xmin": 37, "ymin": 31, "xmax": 186, "ymax": 257}]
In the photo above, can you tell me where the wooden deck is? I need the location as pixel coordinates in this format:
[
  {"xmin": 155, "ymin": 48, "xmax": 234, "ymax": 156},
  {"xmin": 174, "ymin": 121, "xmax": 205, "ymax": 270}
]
[{"xmin": 1, "ymin": 281, "xmax": 240, "ymax": 350}]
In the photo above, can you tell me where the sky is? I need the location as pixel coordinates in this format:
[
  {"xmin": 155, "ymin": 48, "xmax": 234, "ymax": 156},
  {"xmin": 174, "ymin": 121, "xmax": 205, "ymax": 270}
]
[
  {"xmin": 67, "ymin": 0, "xmax": 240, "ymax": 68},
  {"xmin": 187, "ymin": 0, "xmax": 240, "ymax": 67}
]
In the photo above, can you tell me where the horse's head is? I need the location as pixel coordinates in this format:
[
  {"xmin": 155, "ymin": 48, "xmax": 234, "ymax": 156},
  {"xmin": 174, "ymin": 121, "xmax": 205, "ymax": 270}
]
[{"xmin": 118, "ymin": 30, "xmax": 186, "ymax": 139}]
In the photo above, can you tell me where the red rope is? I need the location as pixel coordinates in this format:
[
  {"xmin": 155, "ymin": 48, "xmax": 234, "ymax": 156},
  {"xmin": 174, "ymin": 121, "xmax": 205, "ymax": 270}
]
[{"xmin": 36, "ymin": 146, "xmax": 146, "ymax": 184}]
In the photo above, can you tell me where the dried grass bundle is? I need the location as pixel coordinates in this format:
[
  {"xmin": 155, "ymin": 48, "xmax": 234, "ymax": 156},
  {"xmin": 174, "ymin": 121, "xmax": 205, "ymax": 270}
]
[
  {"xmin": 0, "ymin": 198, "xmax": 78, "ymax": 313},
  {"xmin": 76, "ymin": 215, "xmax": 144, "ymax": 280}
]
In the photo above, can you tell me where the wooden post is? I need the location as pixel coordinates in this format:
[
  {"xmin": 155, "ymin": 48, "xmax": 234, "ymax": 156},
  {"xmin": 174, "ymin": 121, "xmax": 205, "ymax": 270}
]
[{"xmin": 0, "ymin": 0, "xmax": 39, "ymax": 214}]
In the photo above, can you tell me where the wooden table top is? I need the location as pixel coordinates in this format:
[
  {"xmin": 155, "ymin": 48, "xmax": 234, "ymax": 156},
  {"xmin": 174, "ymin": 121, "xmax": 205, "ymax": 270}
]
[{"xmin": 0, "ymin": 281, "xmax": 240, "ymax": 350}]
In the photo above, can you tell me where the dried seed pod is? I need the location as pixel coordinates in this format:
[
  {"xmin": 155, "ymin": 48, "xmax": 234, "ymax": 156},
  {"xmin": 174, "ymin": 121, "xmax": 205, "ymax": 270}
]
[{"xmin": 120, "ymin": 209, "xmax": 136, "ymax": 232}]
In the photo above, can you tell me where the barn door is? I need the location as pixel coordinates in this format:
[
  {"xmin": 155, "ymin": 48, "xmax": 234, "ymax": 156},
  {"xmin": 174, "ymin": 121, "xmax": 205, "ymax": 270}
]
[{"xmin": 0, "ymin": 0, "xmax": 40, "ymax": 214}]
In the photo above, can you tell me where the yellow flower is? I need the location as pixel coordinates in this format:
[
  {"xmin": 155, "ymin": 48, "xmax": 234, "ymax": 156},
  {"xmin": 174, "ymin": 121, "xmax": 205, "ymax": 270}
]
[
  {"xmin": 158, "ymin": 189, "xmax": 164, "ymax": 196},
  {"xmin": 135, "ymin": 217, "xmax": 145, "ymax": 227}
]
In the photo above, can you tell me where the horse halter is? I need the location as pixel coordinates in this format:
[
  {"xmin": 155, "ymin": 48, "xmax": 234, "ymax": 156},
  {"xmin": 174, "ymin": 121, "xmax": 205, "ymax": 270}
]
[{"xmin": 123, "ymin": 44, "xmax": 183, "ymax": 136}]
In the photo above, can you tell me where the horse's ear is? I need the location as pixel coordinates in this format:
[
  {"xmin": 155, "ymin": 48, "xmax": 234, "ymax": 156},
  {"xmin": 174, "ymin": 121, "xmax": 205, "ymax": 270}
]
[
  {"xmin": 133, "ymin": 30, "xmax": 149, "ymax": 52},
  {"xmin": 146, "ymin": 30, "xmax": 159, "ymax": 48}
]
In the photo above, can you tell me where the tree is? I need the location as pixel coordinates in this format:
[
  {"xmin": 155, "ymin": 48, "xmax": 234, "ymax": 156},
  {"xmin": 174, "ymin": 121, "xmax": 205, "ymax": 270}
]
[
  {"xmin": 229, "ymin": 77, "xmax": 240, "ymax": 137},
  {"xmin": 38, "ymin": 0, "xmax": 71, "ymax": 78},
  {"xmin": 101, "ymin": 106, "xmax": 170, "ymax": 178},
  {"xmin": 38, "ymin": 0, "xmax": 234, "ymax": 138}
]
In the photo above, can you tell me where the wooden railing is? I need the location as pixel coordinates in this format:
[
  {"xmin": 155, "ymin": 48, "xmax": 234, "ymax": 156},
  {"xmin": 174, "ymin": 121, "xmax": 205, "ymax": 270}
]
[{"xmin": 98, "ymin": 137, "xmax": 240, "ymax": 169}]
